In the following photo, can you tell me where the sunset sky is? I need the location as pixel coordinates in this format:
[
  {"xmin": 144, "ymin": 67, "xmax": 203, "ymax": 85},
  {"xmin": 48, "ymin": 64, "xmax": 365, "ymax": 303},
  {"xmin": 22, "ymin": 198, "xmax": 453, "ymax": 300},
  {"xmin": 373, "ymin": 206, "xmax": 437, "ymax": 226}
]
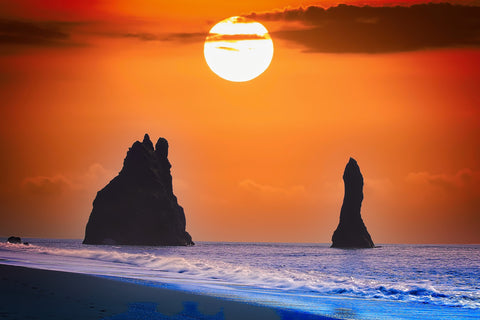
[{"xmin": 1, "ymin": 0, "xmax": 479, "ymax": 244}]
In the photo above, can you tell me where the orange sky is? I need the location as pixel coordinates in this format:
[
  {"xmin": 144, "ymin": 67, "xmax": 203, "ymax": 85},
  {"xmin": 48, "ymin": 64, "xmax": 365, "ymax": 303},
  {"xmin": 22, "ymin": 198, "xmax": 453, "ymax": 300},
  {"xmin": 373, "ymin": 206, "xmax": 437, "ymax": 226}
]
[{"xmin": 0, "ymin": 0, "xmax": 479, "ymax": 243}]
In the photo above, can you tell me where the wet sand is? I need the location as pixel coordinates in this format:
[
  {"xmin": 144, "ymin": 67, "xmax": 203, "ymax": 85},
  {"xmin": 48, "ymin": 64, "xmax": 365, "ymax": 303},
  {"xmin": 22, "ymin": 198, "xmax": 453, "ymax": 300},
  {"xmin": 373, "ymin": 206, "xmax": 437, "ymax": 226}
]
[{"xmin": 0, "ymin": 264, "xmax": 335, "ymax": 320}]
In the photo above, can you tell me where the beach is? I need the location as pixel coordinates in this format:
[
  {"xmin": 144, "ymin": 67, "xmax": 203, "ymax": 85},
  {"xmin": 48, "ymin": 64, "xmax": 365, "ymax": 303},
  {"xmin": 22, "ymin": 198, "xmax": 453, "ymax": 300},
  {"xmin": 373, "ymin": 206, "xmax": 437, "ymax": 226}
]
[
  {"xmin": 1, "ymin": 240, "xmax": 479, "ymax": 319},
  {"xmin": 0, "ymin": 264, "xmax": 335, "ymax": 320}
]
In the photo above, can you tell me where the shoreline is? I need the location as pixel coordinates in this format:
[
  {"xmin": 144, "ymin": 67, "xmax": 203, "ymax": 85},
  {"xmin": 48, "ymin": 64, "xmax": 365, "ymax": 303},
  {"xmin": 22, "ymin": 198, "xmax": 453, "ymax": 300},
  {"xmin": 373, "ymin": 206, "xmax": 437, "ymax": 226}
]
[
  {"xmin": 0, "ymin": 264, "xmax": 335, "ymax": 320},
  {"xmin": 1, "ymin": 241, "xmax": 479, "ymax": 320}
]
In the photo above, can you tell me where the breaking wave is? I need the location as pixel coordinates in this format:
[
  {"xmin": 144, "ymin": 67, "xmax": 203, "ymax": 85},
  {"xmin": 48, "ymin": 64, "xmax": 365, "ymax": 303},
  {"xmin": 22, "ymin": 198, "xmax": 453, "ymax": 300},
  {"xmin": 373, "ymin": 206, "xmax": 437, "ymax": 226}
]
[{"xmin": 0, "ymin": 241, "xmax": 479, "ymax": 310}]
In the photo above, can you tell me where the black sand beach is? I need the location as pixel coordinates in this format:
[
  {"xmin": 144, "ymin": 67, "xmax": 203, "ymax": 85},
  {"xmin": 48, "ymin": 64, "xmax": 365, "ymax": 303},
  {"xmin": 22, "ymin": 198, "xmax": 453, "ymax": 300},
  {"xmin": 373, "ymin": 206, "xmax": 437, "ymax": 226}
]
[{"xmin": 0, "ymin": 264, "xmax": 335, "ymax": 320}]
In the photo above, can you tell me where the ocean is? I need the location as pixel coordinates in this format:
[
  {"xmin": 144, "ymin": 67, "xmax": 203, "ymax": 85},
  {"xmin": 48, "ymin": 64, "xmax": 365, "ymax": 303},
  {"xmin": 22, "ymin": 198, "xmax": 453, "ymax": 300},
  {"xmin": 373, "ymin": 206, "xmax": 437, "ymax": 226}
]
[{"xmin": 0, "ymin": 239, "xmax": 479, "ymax": 319}]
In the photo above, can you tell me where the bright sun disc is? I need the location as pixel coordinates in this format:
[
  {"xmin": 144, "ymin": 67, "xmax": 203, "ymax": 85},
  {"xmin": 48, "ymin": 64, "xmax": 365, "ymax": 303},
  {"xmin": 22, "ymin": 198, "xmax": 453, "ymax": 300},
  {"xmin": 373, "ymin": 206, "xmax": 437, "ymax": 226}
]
[{"xmin": 204, "ymin": 16, "xmax": 274, "ymax": 82}]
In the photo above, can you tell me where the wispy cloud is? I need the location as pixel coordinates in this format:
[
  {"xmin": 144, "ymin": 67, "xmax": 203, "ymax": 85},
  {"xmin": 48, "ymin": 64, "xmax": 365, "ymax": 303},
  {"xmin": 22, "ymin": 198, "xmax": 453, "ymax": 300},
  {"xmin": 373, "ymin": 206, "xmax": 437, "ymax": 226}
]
[
  {"xmin": 22, "ymin": 163, "xmax": 116, "ymax": 196},
  {"xmin": 22, "ymin": 175, "xmax": 72, "ymax": 195},
  {"xmin": 0, "ymin": 19, "xmax": 79, "ymax": 47},
  {"xmin": 215, "ymin": 46, "xmax": 239, "ymax": 51},
  {"xmin": 406, "ymin": 168, "xmax": 480, "ymax": 192},
  {"xmin": 119, "ymin": 31, "xmax": 206, "ymax": 43},
  {"xmin": 205, "ymin": 33, "xmax": 269, "ymax": 42},
  {"xmin": 238, "ymin": 179, "xmax": 305, "ymax": 197},
  {"xmin": 0, "ymin": 18, "xmax": 207, "ymax": 51}
]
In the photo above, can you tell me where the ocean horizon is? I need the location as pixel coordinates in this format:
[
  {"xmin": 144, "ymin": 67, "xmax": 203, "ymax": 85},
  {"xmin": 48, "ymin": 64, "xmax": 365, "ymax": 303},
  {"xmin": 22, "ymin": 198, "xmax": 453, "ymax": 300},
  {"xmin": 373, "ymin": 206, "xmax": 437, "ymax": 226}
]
[{"xmin": 1, "ymin": 238, "xmax": 479, "ymax": 319}]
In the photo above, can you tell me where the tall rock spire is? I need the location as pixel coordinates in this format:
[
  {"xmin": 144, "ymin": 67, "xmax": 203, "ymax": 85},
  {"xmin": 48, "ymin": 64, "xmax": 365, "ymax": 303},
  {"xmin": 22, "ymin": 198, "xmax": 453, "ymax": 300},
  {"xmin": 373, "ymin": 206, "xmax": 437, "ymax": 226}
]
[
  {"xmin": 83, "ymin": 134, "xmax": 194, "ymax": 246},
  {"xmin": 331, "ymin": 158, "xmax": 374, "ymax": 248}
]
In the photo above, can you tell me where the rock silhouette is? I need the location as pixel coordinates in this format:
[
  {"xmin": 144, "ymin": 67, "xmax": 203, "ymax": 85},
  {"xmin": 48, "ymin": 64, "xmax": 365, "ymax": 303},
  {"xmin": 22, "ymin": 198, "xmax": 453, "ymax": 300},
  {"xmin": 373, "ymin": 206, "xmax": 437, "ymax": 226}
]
[
  {"xmin": 331, "ymin": 158, "xmax": 374, "ymax": 248},
  {"xmin": 7, "ymin": 236, "xmax": 22, "ymax": 244},
  {"xmin": 83, "ymin": 134, "xmax": 194, "ymax": 246}
]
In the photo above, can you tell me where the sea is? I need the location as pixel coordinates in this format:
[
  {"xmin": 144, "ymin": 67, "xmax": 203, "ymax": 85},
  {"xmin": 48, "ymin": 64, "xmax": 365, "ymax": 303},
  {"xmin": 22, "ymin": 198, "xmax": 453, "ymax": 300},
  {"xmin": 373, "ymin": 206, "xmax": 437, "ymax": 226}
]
[{"xmin": 0, "ymin": 239, "xmax": 479, "ymax": 319}]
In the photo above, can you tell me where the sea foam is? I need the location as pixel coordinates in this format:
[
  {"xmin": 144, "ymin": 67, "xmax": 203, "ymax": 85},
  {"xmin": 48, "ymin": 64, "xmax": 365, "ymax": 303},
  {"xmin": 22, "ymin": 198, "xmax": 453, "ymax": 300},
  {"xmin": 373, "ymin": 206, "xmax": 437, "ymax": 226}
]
[{"xmin": 1, "ymin": 240, "xmax": 479, "ymax": 312}]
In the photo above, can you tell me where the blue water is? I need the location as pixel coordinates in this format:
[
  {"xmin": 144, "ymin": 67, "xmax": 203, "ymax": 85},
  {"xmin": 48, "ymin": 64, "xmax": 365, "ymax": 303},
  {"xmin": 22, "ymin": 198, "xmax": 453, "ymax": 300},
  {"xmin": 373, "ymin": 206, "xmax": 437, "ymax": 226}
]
[{"xmin": 0, "ymin": 239, "xmax": 479, "ymax": 319}]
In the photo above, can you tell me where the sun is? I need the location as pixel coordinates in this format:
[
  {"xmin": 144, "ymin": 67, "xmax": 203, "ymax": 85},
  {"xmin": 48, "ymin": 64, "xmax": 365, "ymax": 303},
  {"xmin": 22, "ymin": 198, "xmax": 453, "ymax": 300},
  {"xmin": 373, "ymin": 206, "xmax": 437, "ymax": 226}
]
[{"xmin": 204, "ymin": 16, "xmax": 274, "ymax": 82}]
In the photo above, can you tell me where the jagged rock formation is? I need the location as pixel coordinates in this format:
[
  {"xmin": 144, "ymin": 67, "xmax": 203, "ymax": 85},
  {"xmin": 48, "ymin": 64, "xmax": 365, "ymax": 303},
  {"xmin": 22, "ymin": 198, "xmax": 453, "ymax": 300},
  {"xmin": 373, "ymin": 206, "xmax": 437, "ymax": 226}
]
[
  {"xmin": 331, "ymin": 158, "xmax": 375, "ymax": 248},
  {"xmin": 7, "ymin": 236, "xmax": 22, "ymax": 244},
  {"xmin": 83, "ymin": 134, "xmax": 194, "ymax": 246}
]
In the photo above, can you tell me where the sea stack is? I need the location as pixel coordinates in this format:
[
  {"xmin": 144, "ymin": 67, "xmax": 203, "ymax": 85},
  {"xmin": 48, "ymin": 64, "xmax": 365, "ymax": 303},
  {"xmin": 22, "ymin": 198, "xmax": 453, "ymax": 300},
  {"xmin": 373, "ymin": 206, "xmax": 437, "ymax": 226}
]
[
  {"xmin": 7, "ymin": 236, "xmax": 22, "ymax": 244},
  {"xmin": 83, "ymin": 134, "xmax": 194, "ymax": 246},
  {"xmin": 331, "ymin": 158, "xmax": 374, "ymax": 248}
]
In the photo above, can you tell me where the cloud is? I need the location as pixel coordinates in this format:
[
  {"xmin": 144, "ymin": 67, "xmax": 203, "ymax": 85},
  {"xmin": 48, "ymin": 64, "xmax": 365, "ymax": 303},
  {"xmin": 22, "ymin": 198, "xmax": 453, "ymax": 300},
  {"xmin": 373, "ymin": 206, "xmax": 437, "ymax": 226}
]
[
  {"xmin": 205, "ymin": 33, "xmax": 270, "ymax": 42},
  {"xmin": 21, "ymin": 163, "xmax": 116, "ymax": 196},
  {"xmin": 164, "ymin": 32, "xmax": 206, "ymax": 43},
  {"xmin": 364, "ymin": 178, "xmax": 394, "ymax": 197},
  {"xmin": 406, "ymin": 168, "xmax": 480, "ymax": 192},
  {"xmin": 405, "ymin": 168, "xmax": 480, "ymax": 232},
  {"xmin": 0, "ymin": 19, "xmax": 79, "ymax": 47},
  {"xmin": 118, "ymin": 31, "xmax": 206, "ymax": 43},
  {"xmin": 121, "ymin": 32, "xmax": 158, "ymax": 41},
  {"xmin": 215, "ymin": 46, "xmax": 240, "ymax": 51},
  {"xmin": 246, "ymin": 3, "xmax": 480, "ymax": 53},
  {"xmin": 0, "ymin": 18, "xmax": 206, "ymax": 50},
  {"xmin": 119, "ymin": 31, "xmax": 270, "ymax": 45},
  {"xmin": 22, "ymin": 175, "xmax": 72, "ymax": 195},
  {"xmin": 81, "ymin": 163, "xmax": 116, "ymax": 188},
  {"xmin": 238, "ymin": 179, "xmax": 305, "ymax": 197}
]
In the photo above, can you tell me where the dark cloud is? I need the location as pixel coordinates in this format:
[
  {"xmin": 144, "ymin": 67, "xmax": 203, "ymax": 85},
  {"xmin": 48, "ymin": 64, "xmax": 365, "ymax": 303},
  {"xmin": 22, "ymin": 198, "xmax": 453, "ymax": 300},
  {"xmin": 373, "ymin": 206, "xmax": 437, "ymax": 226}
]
[
  {"xmin": 206, "ymin": 33, "xmax": 270, "ymax": 42},
  {"xmin": 165, "ymin": 32, "xmax": 206, "ymax": 42},
  {"xmin": 0, "ymin": 19, "xmax": 78, "ymax": 47},
  {"xmin": 246, "ymin": 3, "xmax": 480, "ymax": 53},
  {"xmin": 122, "ymin": 32, "xmax": 158, "ymax": 41},
  {"xmin": 119, "ymin": 32, "xmax": 206, "ymax": 43}
]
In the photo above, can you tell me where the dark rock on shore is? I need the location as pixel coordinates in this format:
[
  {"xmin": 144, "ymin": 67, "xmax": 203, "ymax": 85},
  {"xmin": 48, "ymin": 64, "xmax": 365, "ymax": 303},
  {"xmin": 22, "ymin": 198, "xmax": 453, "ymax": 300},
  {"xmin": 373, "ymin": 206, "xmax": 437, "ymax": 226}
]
[
  {"xmin": 331, "ymin": 158, "xmax": 375, "ymax": 248},
  {"xmin": 7, "ymin": 236, "xmax": 22, "ymax": 244},
  {"xmin": 83, "ymin": 134, "xmax": 194, "ymax": 246}
]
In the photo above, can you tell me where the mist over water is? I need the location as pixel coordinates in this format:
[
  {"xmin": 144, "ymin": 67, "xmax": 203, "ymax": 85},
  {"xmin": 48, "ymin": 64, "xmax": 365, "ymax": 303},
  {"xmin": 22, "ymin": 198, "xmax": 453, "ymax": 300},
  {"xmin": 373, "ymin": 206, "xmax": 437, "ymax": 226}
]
[{"xmin": 1, "ymin": 239, "xmax": 479, "ymax": 319}]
